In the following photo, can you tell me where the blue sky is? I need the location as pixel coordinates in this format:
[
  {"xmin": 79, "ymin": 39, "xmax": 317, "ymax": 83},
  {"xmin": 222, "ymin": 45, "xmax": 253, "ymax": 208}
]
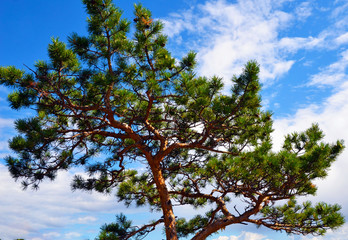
[{"xmin": 1, "ymin": 0, "xmax": 348, "ymax": 239}]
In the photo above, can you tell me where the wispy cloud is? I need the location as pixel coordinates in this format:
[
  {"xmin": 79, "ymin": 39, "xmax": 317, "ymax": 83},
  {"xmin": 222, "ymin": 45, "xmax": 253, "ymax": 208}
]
[
  {"xmin": 278, "ymin": 36, "xmax": 324, "ymax": 53},
  {"xmin": 331, "ymin": 1, "xmax": 348, "ymax": 28},
  {"xmin": 295, "ymin": 1, "xmax": 313, "ymax": 21},
  {"xmin": 309, "ymin": 49, "xmax": 348, "ymax": 87},
  {"xmin": 64, "ymin": 232, "xmax": 82, "ymax": 239},
  {"xmin": 164, "ymin": 0, "xmax": 295, "ymax": 85},
  {"xmin": 0, "ymin": 117, "xmax": 14, "ymax": 128},
  {"xmin": 43, "ymin": 232, "xmax": 61, "ymax": 238},
  {"xmin": 162, "ymin": 0, "xmax": 348, "ymax": 89},
  {"xmin": 0, "ymin": 164, "xmax": 122, "ymax": 240},
  {"xmin": 213, "ymin": 231, "xmax": 270, "ymax": 240},
  {"xmin": 335, "ymin": 32, "xmax": 348, "ymax": 45},
  {"xmin": 77, "ymin": 216, "xmax": 98, "ymax": 224}
]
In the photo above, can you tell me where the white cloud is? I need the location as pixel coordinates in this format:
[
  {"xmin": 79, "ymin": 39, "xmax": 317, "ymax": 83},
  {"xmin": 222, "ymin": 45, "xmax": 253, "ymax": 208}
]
[
  {"xmin": 163, "ymin": 0, "xmax": 297, "ymax": 86},
  {"xmin": 215, "ymin": 237, "xmax": 230, "ymax": 240},
  {"xmin": 0, "ymin": 164, "xmax": 122, "ymax": 240},
  {"xmin": 64, "ymin": 232, "xmax": 82, "ymax": 239},
  {"xmin": 0, "ymin": 118, "xmax": 15, "ymax": 155},
  {"xmin": 0, "ymin": 225, "xmax": 30, "ymax": 240},
  {"xmin": 278, "ymin": 36, "xmax": 324, "ymax": 53},
  {"xmin": 214, "ymin": 231, "xmax": 269, "ymax": 240},
  {"xmin": 162, "ymin": 11, "xmax": 195, "ymax": 39},
  {"xmin": 0, "ymin": 117, "xmax": 14, "ymax": 128},
  {"xmin": 309, "ymin": 49, "xmax": 348, "ymax": 86},
  {"xmin": 331, "ymin": 1, "xmax": 348, "ymax": 25},
  {"xmin": 162, "ymin": 0, "xmax": 348, "ymax": 90},
  {"xmin": 295, "ymin": 1, "xmax": 313, "ymax": 20},
  {"xmin": 77, "ymin": 216, "xmax": 98, "ymax": 224},
  {"xmin": 335, "ymin": 32, "xmax": 348, "ymax": 45},
  {"xmin": 0, "ymin": 141, "xmax": 9, "ymax": 151},
  {"xmin": 162, "ymin": 0, "xmax": 337, "ymax": 90},
  {"xmin": 315, "ymin": 1, "xmax": 348, "ymax": 49},
  {"xmin": 195, "ymin": 0, "xmax": 294, "ymax": 85},
  {"xmin": 43, "ymin": 232, "xmax": 61, "ymax": 238}
]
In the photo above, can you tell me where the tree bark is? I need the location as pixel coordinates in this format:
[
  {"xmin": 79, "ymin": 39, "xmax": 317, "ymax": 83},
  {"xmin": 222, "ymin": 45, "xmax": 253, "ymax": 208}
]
[
  {"xmin": 191, "ymin": 219, "xmax": 232, "ymax": 240},
  {"xmin": 149, "ymin": 160, "xmax": 178, "ymax": 240}
]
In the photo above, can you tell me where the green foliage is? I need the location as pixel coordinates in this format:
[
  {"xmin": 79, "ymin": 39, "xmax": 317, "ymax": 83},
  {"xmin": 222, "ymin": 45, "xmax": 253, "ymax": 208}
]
[
  {"xmin": 261, "ymin": 199, "xmax": 344, "ymax": 235},
  {"xmin": 96, "ymin": 214, "xmax": 133, "ymax": 240},
  {"xmin": 117, "ymin": 170, "xmax": 160, "ymax": 209},
  {"xmin": 176, "ymin": 215, "xmax": 210, "ymax": 238},
  {"xmin": 0, "ymin": 0, "xmax": 345, "ymax": 239},
  {"xmin": 96, "ymin": 214, "xmax": 161, "ymax": 240}
]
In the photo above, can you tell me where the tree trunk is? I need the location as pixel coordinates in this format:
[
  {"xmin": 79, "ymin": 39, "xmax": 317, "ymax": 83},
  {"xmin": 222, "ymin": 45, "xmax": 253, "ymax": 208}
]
[{"xmin": 149, "ymin": 160, "xmax": 178, "ymax": 240}]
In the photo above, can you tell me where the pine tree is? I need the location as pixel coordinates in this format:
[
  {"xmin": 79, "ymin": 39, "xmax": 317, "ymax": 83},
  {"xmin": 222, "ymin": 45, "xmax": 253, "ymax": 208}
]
[{"xmin": 0, "ymin": 1, "xmax": 345, "ymax": 239}]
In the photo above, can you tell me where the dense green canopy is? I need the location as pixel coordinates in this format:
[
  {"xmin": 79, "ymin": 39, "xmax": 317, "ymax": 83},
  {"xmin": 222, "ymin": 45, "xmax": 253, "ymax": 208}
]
[{"xmin": 0, "ymin": 0, "xmax": 344, "ymax": 239}]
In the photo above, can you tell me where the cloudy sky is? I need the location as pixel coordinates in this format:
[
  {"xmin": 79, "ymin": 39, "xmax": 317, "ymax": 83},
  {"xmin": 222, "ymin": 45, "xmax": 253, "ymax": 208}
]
[{"xmin": 1, "ymin": 0, "xmax": 348, "ymax": 239}]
